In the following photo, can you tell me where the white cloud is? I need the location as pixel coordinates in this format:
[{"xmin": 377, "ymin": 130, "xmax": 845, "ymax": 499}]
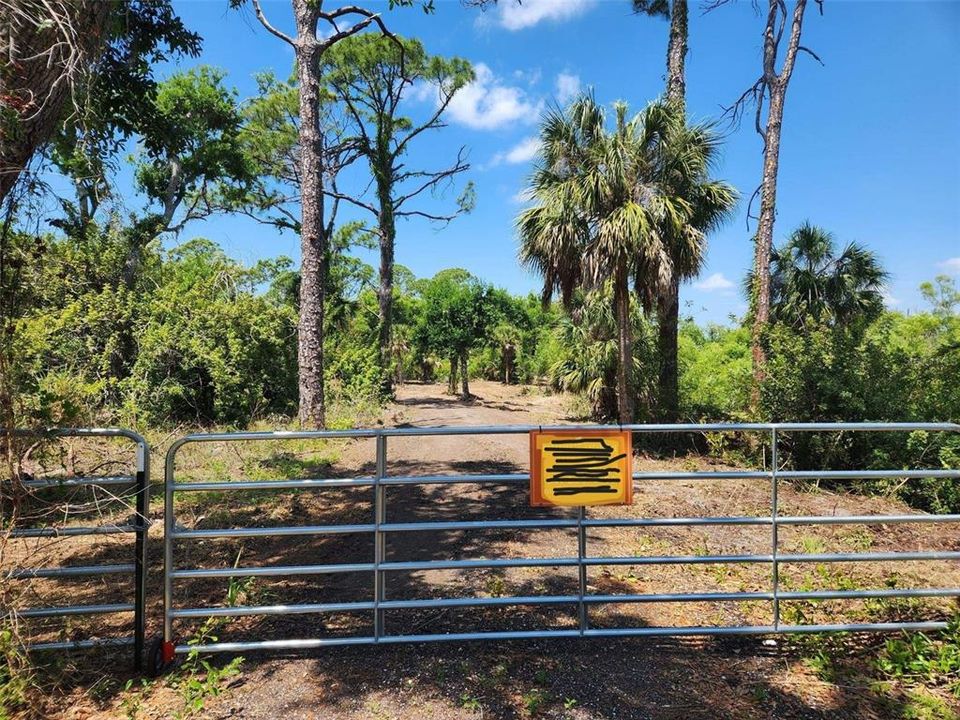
[
  {"xmin": 513, "ymin": 67, "xmax": 542, "ymax": 86},
  {"xmin": 446, "ymin": 63, "xmax": 542, "ymax": 130},
  {"xmin": 939, "ymin": 257, "xmax": 960, "ymax": 273},
  {"xmin": 883, "ymin": 290, "xmax": 901, "ymax": 308},
  {"xmin": 493, "ymin": 0, "xmax": 595, "ymax": 31},
  {"xmin": 491, "ymin": 136, "xmax": 541, "ymax": 166},
  {"xmin": 693, "ymin": 273, "xmax": 735, "ymax": 292},
  {"xmin": 555, "ymin": 72, "xmax": 581, "ymax": 105}
]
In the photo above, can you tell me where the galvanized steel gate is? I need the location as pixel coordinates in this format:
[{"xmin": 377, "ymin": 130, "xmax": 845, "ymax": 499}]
[
  {"xmin": 157, "ymin": 422, "xmax": 960, "ymax": 666},
  {"xmin": 3, "ymin": 428, "xmax": 150, "ymax": 670}
]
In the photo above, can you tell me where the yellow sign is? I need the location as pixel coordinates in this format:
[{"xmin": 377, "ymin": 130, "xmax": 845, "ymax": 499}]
[{"xmin": 529, "ymin": 430, "xmax": 633, "ymax": 507}]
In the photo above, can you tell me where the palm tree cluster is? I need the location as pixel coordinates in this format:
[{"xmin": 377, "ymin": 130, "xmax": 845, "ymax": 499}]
[
  {"xmin": 517, "ymin": 94, "xmax": 736, "ymax": 423},
  {"xmin": 756, "ymin": 222, "xmax": 889, "ymax": 329}
]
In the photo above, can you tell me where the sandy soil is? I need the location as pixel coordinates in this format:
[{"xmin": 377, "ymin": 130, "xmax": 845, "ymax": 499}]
[{"xmin": 8, "ymin": 380, "xmax": 960, "ymax": 719}]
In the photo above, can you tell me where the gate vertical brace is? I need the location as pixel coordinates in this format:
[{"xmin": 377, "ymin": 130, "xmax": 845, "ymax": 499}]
[
  {"xmin": 373, "ymin": 434, "xmax": 387, "ymax": 640},
  {"xmin": 771, "ymin": 427, "xmax": 780, "ymax": 631},
  {"xmin": 133, "ymin": 440, "xmax": 150, "ymax": 671},
  {"xmin": 577, "ymin": 505, "xmax": 587, "ymax": 634},
  {"xmin": 163, "ymin": 442, "xmax": 176, "ymax": 651}
]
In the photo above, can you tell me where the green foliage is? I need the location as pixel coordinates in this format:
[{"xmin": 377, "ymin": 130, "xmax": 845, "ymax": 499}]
[
  {"xmin": 876, "ymin": 617, "xmax": 960, "ymax": 691},
  {"xmin": 748, "ymin": 222, "xmax": 888, "ymax": 330},
  {"xmin": 678, "ymin": 320, "xmax": 751, "ymax": 418},
  {"xmin": 11, "ymin": 231, "xmax": 297, "ymax": 427},
  {"xmin": 0, "ymin": 626, "xmax": 31, "ymax": 719},
  {"xmin": 134, "ymin": 66, "xmax": 254, "ymax": 223},
  {"xmin": 547, "ymin": 286, "xmax": 658, "ymax": 420}
]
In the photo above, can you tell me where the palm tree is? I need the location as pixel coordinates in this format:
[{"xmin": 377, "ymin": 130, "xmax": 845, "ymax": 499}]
[
  {"xmin": 746, "ymin": 222, "xmax": 888, "ymax": 329},
  {"xmin": 642, "ymin": 121, "xmax": 737, "ymax": 421},
  {"xmin": 549, "ymin": 286, "xmax": 658, "ymax": 420},
  {"xmin": 517, "ymin": 95, "xmax": 689, "ymax": 423}
]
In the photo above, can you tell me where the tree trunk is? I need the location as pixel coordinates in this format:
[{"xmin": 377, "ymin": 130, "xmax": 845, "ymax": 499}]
[
  {"xmin": 652, "ymin": 0, "xmax": 686, "ymax": 424},
  {"xmin": 0, "ymin": 0, "xmax": 111, "ymax": 203},
  {"xmin": 293, "ymin": 0, "xmax": 326, "ymax": 427},
  {"xmin": 665, "ymin": 0, "xmax": 688, "ymax": 110},
  {"xmin": 749, "ymin": 86, "xmax": 784, "ymax": 403},
  {"xmin": 374, "ymin": 143, "xmax": 396, "ymax": 397},
  {"xmin": 460, "ymin": 352, "xmax": 470, "ymax": 398},
  {"xmin": 656, "ymin": 274, "xmax": 680, "ymax": 422},
  {"xmin": 614, "ymin": 262, "xmax": 634, "ymax": 424},
  {"xmin": 750, "ymin": 0, "xmax": 810, "ymax": 406},
  {"xmin": 448, "ymin": 355, "xmax": 458, "ymax": 395}
]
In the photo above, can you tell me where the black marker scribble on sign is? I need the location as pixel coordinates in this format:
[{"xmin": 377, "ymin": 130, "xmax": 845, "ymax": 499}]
[{"xmin": 544, "ymin": 438, "xmax": 626, "ymax": 496}]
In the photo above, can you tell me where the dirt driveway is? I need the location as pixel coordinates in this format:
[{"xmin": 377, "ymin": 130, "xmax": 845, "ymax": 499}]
[{"xmin": 24, "ymin": 381, "xmax": 960, "ymax": 719}]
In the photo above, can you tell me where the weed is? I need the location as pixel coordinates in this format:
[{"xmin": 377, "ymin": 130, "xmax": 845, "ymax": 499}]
[
  {"xmin": 522, "ymin": 687, "xmax": 549, "ymax": 716},
  {"xmin": 803, "ymin": 648, "xmax": 836, "ymax": 683},
  {"xmin": 876, "ymin": 618, "xmax": 960, "ymax": 685},
  {"xmin": 485, "ymin": 574, "xmax": 506, "ymax": 598},
  {"xmin": 797, "ymin": 535, "xmax": 827, "ymax": 555},
  {"xmin": 167, "ymin": 568, "xmax": 252, "ymax": 717},
  {"xmin": 120, "ymin": 678, "xmax": 152, "ymax": 720},
  {"xmin": 460, "ymin": 692, "xmax": 482, "ymax": 712},
  {"xmin": 902, "ymin": 687, "xmax": 959, "ymax": 720},
  {"xmin": 0, "ymin": 627, "xmax": 31, "ymax": 719}
]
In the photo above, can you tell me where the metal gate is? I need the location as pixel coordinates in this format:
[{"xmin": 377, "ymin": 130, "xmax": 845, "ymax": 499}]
[
  {"xmin": 158, "ymin": 422, "xmax": 960, "ymax": 666},
  {"xmin": 3, "ymin": 428, "xmax": 150, "ymax": 669}
]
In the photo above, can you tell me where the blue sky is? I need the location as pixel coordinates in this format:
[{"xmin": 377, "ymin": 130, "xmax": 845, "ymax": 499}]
[{"xmin": 148, "ymin": 0, "xmax": 959, "ymax": 323}]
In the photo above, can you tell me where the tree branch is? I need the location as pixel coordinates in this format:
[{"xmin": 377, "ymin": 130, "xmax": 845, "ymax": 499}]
[{"xmin": 251, "ymin": 0, "xmax": 295, "ymax": 46}]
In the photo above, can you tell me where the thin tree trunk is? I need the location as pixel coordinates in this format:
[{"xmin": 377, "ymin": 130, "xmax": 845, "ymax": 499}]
[
  {"xmin": 460, "ymin": 352, "xmax": 470, "ymax": 398},
  {"xmin": 614, "ymin": 262, "xmax": 634, "ymax": 424},
  {"xmin": 657, "ymin": 274, "xmax": 680, "ymax": 422},
  {"xmin": 293, "ymin": 0, "xmax": 326, "ymax": 427},
  {"xmin": 448, "ymin": 355, "xmax": 458, "ymax": 395},
  {"xmin": 750, "ymin": 87, "xmax": 785, "ymax": 402},
  {"xmin": 375, "ymin": 160, "xmax": 396, "ymax": 397},
  {"xmin": 665, "ymin": 0, "xmax": 687, "ymax": 110},
  {"xmin": 653, "ymin": 0, "xmax": 686, "ymax": 424},
  {"xmin": 750, "ymin": 0, "xmax": 810, "ymax": 406}
]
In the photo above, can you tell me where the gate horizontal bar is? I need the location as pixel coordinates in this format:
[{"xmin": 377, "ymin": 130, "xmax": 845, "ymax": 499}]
[
  {"xmin": 381, "ymin": 519, "xmax": 578, "ymax": 533},
  {"xmin": 779, "ymin": 588, "xmax": 960, "ymax": 601},
  {"xmin": 381, "ymin": 474, "xmax": 528, "ymax": 486},
  {"xmin": 585, "ymin": 591, "xmax": 774, "ymax": 603},
  {"xmin": 19, "ymin": 475, "xmax": 136, "ymax": 488},
  {"xmin": 172, "ymin": 524, "xmax": 375, "ymax": 539},
  {"xmin": 586, "ymin": 554, "xmax": 773, "ymax": 566},
  {"xmin": 19, "ymin": 603, "xmax": 135, "ymax": 618},
  {"xmin": 585, "ymin": 516, "xmax": 771, "ymax": 527},
  {"xmin": 171, "ymin": 563, "xmax": 374, "ymax": 579},
  {"xmin": 172, "ymin": 601, "xmax": 375, "ymax": 618},
  {"xmin": 630, "ymin": 471, "xmax": 772, "ymax": 481},
  {"xmin": 778, "ymin": 514, "xmax": 960, "ymax": 525},
  {"xmin": 173, "ymin": 478, "xmax": 376, "ymax": 491},
  {"xmin": 12, "ymin": 564, "xmax": 136, "ymax": 579},
  {"xmin": 382, "ymin": 557, "xmax": 580, "ymax": 571},
  {"xmin": 778, "ymin": 469, "xmax": 960, "ymax": 480},
  {"xmin": 10, "ymin": 525, "xmax": 138, "ymax": 538},
  {"xmin": 778, "ymin": 551, "xmax": 960, "ymax": 563},
  {"xmin": 380, "ymin": 595, "xmax": 580, "ymax": 609},
  {"xmin": 174, "ymin": 619, "xmax": 955, "ymax": 656}
]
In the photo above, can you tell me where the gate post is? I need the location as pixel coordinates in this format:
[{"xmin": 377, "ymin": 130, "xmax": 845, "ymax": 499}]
[
  {"xmin": 577, "ymin": 505, "xmax": 588, "ymax": 634},
  {"xmin": 770, "ymin": 427, "xmax": 780, "ymax": 631},
  {"xmin": 373, "ymin": 433, "xmax": 387, "ymax": 639},
  {"xmin": 133, "ymin": 439, "xmax": 150, "ymax": 671}
]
